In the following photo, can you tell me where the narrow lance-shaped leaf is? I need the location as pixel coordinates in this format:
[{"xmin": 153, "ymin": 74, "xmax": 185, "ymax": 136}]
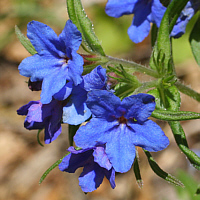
[
  {"xmin": 152, "ymin": 110, "xmax": 200, "ymax": 121},
  {"xmin": 133, "ymin": 153, "xmax": 143, "ymax": 189},
  {"xmin": 66, "ymin": 0, "xmax": 105, "ymax": 56},
  {"xmin": 169, "ymin": 121, "xmax": 200, "ymax": 170},
  {"xmin": 15, "ymin": 25, "xmax": 37, "ymax": 55},
  {"xmin": 143, "ymin": 149, "xmax": 184, "ymax": 187},
  {"xmin": 189, "ymin": 15, "xmax": 200, "ymax": 66},
  {"xmin": 39, "ymin": 152, "xmax": 70, "ymax": 184}
]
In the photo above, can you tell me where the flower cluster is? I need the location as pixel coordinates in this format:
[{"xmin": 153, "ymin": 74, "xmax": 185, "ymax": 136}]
[
  {"xmin": 105, "ymin": 0, "xmax": 200, "ymax": 43},
  {"xmin": 17, "ymin": 20, "xmax": 169, "ymax": 192}
]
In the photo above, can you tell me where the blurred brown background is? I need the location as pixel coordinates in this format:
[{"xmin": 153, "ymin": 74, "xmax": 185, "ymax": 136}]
[{"xmin": 0, "ymin": 0, "xmax": 200, "ymax": 200}]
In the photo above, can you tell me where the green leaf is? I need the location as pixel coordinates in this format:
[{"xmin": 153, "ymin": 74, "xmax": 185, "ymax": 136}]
[
  {"xmin": 148, "ymin": 85, "xmax": 180, "ymax": 111},
  {"xmin": 39, "ymin": 152, "xmax": 70, "ymax": 184},
  {"xmin": 152, "ymin": 110, "xmax": 200, "ymax": 121},
  {"xmin": 144, "ymin": 150, "xmax": 184, "ymax": 187},
  {"xmin": 150, "ymin": 0, "xmax": 189, "ymax": 73},
  {"xmin": 133, "ymin": 155, "xmax": 143, "ymax": 189},
  {"xmin": 169, "ymin": 121, "xmax": 200, "ymax": 170},
  {"xmin": 189, "ymin": 15, "xmax": 200, "ymax": 66},
  {"xmin": 68, "ymin": 124, "xmax": 80, "ymax": 146},
  {"xmin": 66, "ymin": 0, "xmax": 105, "ymax": 56},
  {"xmin": 15, "ymin": 25, "xmax": 37, "ymax": 55}
]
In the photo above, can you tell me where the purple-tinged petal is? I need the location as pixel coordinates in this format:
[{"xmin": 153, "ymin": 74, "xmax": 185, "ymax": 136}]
[
  {"xmin": 26, "ymin": 102, "xmax": 43, "ymax": 123},
  {"xmin": 27, "ymin": 21, "xmax": 63, "ymax": 57},
  {"xmin": 86, "ymin": 90, "xmax": 121, "ymax": 119},
  {"xmin": 17, "ymin": 101, "xmax": 39, "ymax": 115},
  {"xmin": 44, "ymin": 125, "xmax": 62, "ymax": 144},
  {"xmin": 59, "ymin": 20, "xmax": 82, "ymax": 52},
  {"xmin": 130, "ymin": 120, "xmax": 169, "ymax": 151},
  {"xmin": 104, "ymin": 168, "xmax": 116, "ymax": 189},
  {"xmin": 79, "ymin": 163, "xmax": 104, "ymax": 192},
  {"xmin": 105, "ymin": 125, "xmax": 136, "ymax": 173},
  {"xmin": 93, "ymin": 146, "xmax": 112, "ymax": 170},
  {"xmin": 105, "ymin": 0, "xmax": 136, "ymax": 18}
]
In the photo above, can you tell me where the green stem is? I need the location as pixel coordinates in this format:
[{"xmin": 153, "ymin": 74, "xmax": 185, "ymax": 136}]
[
  {"xmin": 175, "ymin": 81, "xmax": 200, "ymax": 102},
  {"xmin": 133, "ymin": 80, "xmax": 158, "ymax": 94},
  {"xmin": 106, "ymin": 56, "xmax": 159, "ymax": 78}
]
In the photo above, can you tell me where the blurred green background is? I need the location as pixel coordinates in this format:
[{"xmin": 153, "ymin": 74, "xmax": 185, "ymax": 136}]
[{"xmin": 0, "ymin": 0, "xmax": 200, "ymax": 200}]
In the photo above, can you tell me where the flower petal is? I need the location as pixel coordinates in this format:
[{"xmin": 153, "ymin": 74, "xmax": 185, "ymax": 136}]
[
  {"xmin": 79, "ymin": 163, "xmax": 104, "ymax": 192},
  {"xmin": 27, "ymin": 21, "xmax": 63, "ymax": 56},
  {"xmin": 105, "ymin": 125, "xmax": 136, "ymax": 173},
  {"xmin": 83, "ymin": 65, "xmax": 107, "ymax": 91},
  {"xmin": 104, "ymin": 168, "xmax": 116, "ymax": 189},
  {"xmin": 130, "ymin": 120, "xmax": 169, "ymax": 151},
  {"xmin": 123, "ymin": 93, "xmax": 155, "ymax": 123},
  {"xmin": 105, "ymin": 0, "xmax": 136, "ymax": 17},
  {"xmin": 128, "ymin": 14, "xmax": 151, "ymax": 43},
  {"xmin": 18, "ymin": 54, "xmax": 61, "ymax": 81},
  {"xmin": 86, "ymin": 90, "xmax": 121, "ymax": 119},
  {"xmin": 59, "ymin": 148, "xmax": 93, "ymax": 173},
  {"xmin": 59, "ymin": 20, "xmax": 82, "ymax": 52},
  {"xmin": 74, "ymin": 118, "xmax": 115, "ymax": 148},
  {"xmin": 93, "ymin": 146, "xmax": 112, "ymax": 170}
]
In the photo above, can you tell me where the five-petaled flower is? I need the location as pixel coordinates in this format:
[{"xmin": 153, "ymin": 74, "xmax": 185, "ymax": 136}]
[
  {"xmin": 18, "ymin": 20, "xmax": 83, "ymax": 104},
  {"xmin": 59, "ymin": 145, "xmax": 116, "ymax": 192},
  {"xmin": 74, "ymin": 90, "xmax": 169, "ymax": 173}
]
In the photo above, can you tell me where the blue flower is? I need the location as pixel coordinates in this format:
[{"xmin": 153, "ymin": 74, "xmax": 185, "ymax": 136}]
[
  {"xmin": 105, "ymin": 0, "xmax": 200, "ymax": 43},
  {"xmin": 59, "ymin": 145, "xmax": 116, "ymax": 192},
  {"xmin": 17, "ymin": 99, "xmax": 63, "ymax": 144},
  {"xmin": 63, "ymin": 65, "xmax": 107, "ymax": 125},
  {"xmin": 74, "ymin": 90, "xmax": 169, "ymax": 173},
  {"xmin": 171, "ymin": 1, "xmax": 200, "ymax": 38},
  {"xmin": 105, "ymin": 0, "xmax": 166, "ymax": 43},
  {"xmin": 18, "ymin": 20, "xmax": 83, "ymax": 104}
]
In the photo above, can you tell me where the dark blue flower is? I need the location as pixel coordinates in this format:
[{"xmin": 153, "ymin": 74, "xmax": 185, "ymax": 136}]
[
  {"xmin": 171, "ymin": 1, "xmax": 200, "ymax": 38},
  {"xmin": 74, "ymin": 90, "xmax": 169, "ymax": 173},
  {"xmin": 17, "ymin": 99, "xmax": 63, "ymax": 144},
  {"xmin": 63, "ymin": 65, "xmax": 107, "ymax": 125},
  {"xmin": 105, "ymin": 0, "xmax": 166, "ymax": 43},
  {"xmin": 18, "ymin": 20, "xmax": 83, "ymax": 104},
  {"xmin": 59, "ymin": 145, "xmax": 116, "ymax": 192}
]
